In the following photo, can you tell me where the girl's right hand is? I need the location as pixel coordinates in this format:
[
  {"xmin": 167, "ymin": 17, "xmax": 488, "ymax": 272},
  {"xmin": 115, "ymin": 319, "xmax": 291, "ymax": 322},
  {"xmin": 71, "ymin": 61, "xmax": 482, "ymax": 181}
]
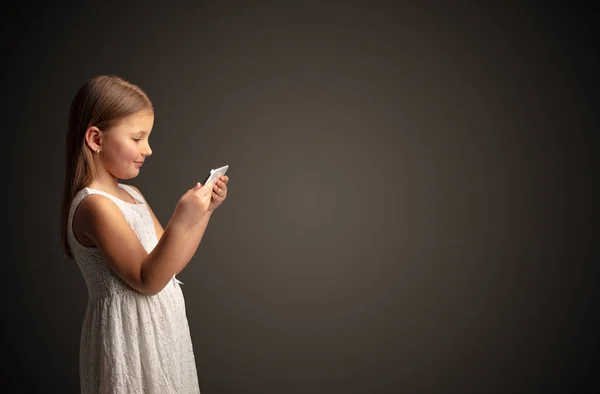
[{"xmin": 171, "ymin": 182, "xmax": 214, "ymax": 229}]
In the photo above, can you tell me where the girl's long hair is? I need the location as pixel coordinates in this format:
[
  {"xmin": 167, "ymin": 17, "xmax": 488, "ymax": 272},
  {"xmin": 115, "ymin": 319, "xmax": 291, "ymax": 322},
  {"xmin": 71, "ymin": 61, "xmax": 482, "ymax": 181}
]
[{"xmin": 61, "ymin": 75, "xmax": 153, "ymax": 258}]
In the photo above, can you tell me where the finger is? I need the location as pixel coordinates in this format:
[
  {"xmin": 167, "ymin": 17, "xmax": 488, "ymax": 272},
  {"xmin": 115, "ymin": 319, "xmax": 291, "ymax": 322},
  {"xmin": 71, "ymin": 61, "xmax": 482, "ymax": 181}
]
[
  {"xmin": 213, "ymin": 185, "xmax": 224, "ymax": 197},
  {"xmin": 197, "ymin": 182, "xmax": 214, "ymax": 196},
  {"xmin": 220, "ymin": 176, "xmax": 229, "ymax": 184},
  {"xmin": 186, "ymin": 182, "xmax": 200, "ymax": 195}
]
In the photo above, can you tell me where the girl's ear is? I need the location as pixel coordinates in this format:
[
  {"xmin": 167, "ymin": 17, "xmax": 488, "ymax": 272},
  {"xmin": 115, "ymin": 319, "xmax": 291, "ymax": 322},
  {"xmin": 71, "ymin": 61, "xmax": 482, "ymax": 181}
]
[{"xmin": 84, "ymin": 126, "xmax": 103, "ymax": 153}]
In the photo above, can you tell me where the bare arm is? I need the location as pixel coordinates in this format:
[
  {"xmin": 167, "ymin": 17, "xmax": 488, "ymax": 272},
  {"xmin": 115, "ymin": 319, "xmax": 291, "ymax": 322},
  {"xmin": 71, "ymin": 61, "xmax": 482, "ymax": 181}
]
[
  {"xmin": 77, "ymin": 185, "xmax": 212, "ymax": 295},
  {"xmin": 173, "ymin": 212, "xmax": 212, "ymax": 274},
  {"xmin": 130, "ymin": 185, "xmax": 211, "ymax": 275}
]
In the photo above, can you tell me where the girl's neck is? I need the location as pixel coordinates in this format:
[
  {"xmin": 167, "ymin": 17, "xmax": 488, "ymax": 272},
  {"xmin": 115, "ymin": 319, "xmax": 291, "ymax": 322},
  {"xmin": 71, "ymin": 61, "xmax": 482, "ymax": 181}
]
[{"xmin": 89, "ymin": 173, "xmax": 121, "ymax": 195}]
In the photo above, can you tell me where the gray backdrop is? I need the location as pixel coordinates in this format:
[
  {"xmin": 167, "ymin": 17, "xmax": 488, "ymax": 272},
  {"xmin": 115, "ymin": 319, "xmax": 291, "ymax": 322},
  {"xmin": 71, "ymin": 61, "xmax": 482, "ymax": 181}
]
[{"xmin": 3, "ymin": 1, "xmax": 597, "ymax": 393}]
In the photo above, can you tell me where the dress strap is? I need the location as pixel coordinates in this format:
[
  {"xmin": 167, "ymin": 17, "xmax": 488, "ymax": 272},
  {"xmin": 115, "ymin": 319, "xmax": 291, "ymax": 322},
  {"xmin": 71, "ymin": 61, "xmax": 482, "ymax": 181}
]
[{"xmin": 118, "ymin": 184, "xmax": 145, "ymax": 204}]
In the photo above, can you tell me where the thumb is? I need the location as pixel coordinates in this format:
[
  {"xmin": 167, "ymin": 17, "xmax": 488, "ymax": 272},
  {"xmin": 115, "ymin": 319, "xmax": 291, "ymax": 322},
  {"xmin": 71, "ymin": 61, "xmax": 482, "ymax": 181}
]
[
  {"xmin": 201, "ymin": 181, "xmax": 214, "ymax": 195},
  {"xmin": 186, "ymin": 182, "xmax": 202, "ymax": 195},
  {"xmin": 192, "ymin": 181, "xmax": 212, "ymax": 195}
]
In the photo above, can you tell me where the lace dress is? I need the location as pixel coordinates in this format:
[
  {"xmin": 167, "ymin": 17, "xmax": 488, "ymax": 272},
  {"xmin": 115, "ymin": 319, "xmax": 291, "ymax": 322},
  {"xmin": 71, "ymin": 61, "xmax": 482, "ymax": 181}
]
[{"xmin": 67, "ymin": 184, "xmax": 200, "ymax": 393}]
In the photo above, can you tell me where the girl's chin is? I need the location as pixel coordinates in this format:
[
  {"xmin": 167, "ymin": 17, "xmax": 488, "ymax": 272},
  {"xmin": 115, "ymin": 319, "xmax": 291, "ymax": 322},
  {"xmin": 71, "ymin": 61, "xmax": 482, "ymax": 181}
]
[{"xmin": 114, "ymin": 169, "xmax": 139, "ymax": 180}]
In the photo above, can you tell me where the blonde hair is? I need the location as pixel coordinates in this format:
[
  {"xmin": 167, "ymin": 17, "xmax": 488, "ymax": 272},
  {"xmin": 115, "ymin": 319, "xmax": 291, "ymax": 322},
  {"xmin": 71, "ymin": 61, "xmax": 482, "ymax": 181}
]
[{"xmin": 60, "ymin": 75, "xmax": 153, "ymax": 258}]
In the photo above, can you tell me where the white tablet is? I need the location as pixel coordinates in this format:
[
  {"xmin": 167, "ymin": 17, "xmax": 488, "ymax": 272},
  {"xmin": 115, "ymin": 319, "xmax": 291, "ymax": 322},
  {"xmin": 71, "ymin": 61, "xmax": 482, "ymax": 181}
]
[{"xmin": 202, "ymin": 165, "xmax": 229, "ymax": 185}]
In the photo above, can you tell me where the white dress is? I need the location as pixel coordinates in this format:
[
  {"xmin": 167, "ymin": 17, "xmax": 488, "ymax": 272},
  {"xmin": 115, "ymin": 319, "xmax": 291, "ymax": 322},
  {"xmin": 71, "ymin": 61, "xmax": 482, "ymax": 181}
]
[{"xmin": 67, "ymin": 184, "xmax": 200, "ymax": 393}]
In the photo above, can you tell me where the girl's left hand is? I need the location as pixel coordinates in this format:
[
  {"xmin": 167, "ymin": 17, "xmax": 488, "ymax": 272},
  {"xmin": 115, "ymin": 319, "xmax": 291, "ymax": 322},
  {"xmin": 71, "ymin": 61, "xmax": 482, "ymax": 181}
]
[{"xmin": 208, "ymin": 175, "xmax": 229, "ymax": 211}]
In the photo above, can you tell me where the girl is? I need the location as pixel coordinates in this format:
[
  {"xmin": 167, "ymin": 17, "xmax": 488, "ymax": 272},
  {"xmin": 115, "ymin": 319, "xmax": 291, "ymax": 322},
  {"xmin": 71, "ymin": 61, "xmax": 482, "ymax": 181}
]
[{"xmin": 60, "ymin": 75, "xmax": 228, "ymax": 393}]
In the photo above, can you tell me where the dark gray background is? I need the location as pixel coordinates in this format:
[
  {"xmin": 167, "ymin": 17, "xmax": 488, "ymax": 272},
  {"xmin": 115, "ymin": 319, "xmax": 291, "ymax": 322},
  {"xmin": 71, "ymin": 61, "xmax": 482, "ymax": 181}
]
[{"xmin": 2, "ymin": 1, "xmax": 597, "ymax": 393}]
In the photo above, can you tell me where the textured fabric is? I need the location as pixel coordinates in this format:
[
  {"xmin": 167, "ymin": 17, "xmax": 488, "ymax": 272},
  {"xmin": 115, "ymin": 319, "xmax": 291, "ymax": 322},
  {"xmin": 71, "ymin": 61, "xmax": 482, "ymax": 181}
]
[{"xmin": 67, "ymin": 184, "xmax": 200, "ymax": 393}]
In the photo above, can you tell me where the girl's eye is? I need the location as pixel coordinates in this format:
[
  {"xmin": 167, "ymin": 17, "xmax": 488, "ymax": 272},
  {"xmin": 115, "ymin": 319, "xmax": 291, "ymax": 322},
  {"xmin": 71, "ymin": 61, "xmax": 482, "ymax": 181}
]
[{"xmin": 133, "ymin": 138, "xmax": 141, "ymax": 142}]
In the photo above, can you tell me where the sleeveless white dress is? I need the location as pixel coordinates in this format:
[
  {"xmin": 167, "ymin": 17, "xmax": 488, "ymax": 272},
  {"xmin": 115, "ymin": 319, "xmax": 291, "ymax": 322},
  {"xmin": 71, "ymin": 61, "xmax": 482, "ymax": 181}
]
[{"xmin": 67, "ymin": 184, "xmax": 200, "ymax": 393}]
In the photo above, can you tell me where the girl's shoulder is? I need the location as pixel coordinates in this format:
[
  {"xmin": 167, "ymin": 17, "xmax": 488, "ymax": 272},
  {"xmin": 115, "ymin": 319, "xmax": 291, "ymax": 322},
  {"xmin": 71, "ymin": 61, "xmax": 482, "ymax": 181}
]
[{"xmin": 118, "ymin": 183, "xmax": 146, "ymax": 204}]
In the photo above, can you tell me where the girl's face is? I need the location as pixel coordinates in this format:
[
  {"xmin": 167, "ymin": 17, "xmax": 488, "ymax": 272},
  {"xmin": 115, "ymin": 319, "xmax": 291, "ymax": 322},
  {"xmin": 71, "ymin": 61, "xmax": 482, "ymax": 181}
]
[{"xmin": 101, "ymin": 110, "xmax": 154, "ymax": 180}]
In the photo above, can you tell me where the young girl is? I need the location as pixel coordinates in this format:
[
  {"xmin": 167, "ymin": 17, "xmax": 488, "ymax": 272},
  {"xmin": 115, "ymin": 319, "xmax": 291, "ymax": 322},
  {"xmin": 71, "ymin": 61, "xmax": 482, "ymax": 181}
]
[{"xmin": 60, "ymin": 75, "xmax": 229, "ymax": 393}]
